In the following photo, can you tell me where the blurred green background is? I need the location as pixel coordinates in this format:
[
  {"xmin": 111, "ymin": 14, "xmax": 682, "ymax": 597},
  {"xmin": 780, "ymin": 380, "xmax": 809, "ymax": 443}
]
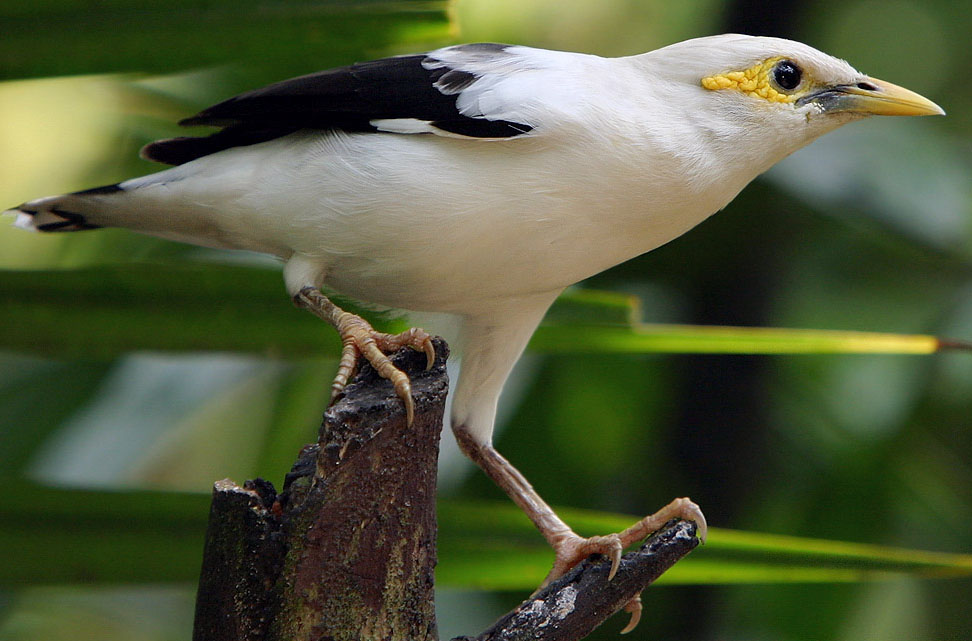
[{"xmin": 1, "ymin": 0, "xmax": 971, "ymax": 639}]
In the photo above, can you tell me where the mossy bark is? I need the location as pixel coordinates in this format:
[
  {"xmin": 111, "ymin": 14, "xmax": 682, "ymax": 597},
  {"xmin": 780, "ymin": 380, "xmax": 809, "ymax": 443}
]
[{"xmin": 193, "ymin": 338, "xmax": 449, "ymax": 641}]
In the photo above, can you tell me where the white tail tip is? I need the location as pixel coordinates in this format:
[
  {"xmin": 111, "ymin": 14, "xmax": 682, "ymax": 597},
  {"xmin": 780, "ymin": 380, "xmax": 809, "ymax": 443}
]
[{"xmin": 12, "ymin": 211, "xmax": 39, "ymax": 231}]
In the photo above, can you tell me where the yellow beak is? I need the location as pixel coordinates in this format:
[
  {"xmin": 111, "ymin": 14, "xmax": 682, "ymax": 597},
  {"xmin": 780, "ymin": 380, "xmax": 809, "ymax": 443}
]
[{"xmin": 804, "ymin": 77, "xmax": 945, "ymax": 117}]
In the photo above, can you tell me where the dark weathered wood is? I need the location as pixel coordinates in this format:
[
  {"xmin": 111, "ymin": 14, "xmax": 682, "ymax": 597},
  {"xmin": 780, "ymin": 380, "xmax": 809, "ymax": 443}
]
[
  {"xmin": 192, "ymin": 337, "xmax": 449, "ymax": 641},
  {"xmin": 193, "ymin": 478, "xmax": 284, "ymax": 641},
  {"xmin": 454, "ymin": 519, "xmax": 701, "ymax": 641},
  {"xmin": 267, "ymin": 339, "xmax": 448, "ymax": 641}
]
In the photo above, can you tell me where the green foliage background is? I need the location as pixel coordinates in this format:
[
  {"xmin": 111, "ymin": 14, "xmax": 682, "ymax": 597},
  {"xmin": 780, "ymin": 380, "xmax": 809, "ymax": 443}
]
[{"xmin": 1, "ymin": 1, "xmax": 971, "ymax": 639}]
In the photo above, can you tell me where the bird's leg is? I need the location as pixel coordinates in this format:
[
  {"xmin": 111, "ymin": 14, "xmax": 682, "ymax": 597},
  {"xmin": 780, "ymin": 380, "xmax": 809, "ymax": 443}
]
[
  {"xmin": 450, "ymin": 295, "xmax": 703, "ymax": 631},
  {"xmin": 455, "ymin": 430, "xmax": 707, "ymax": 580},
  {"xmin": 454, "ymin": 426, "xmax": 706, "ymax": 633},
  {"xmin": 294, "ymin": 286, "xmax": 434, "ymax": 425}
]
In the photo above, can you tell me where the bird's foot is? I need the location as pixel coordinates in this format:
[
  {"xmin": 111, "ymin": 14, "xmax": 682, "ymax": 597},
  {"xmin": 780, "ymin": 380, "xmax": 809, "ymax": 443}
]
[
  {"xmin": 331, "ymin": 317, "xmax": 435, "ymax": 425},
  {"xmin": 544, "ymin": 497, "xmax": 706, "ymax": 584},
  {"xmin": 542, "ymin": 497, "xmax": 706, "ymax": 633},
  {"xmin": 295, "ymin": 287, "xmax": 434, "ymax": 425}
]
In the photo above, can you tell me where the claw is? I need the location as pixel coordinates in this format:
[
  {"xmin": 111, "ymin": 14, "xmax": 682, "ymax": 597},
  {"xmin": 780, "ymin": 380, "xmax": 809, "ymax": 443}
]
[
  {"xmin": 693, "ymin": 505, "xmax": 708, "ymax": 544},
  {"xmin": 295, "ymin": 286, "xmax": 431, "ymax": 426},
  {"xmin": 331, "ymin": 333, "xmax": 360, "ymax": 401},
  {"xmin": 617, "ymin": 497, "xmax": 707, "ymax": 548},
  {"xmin": 383, "ymin": 328, "xmax": 434, "ymax": 371},
  {"xmin": 605, "ymin": 538, "xmax": 623, "ymax": 581},
  {"xmin": 391, "ymin": 374, "xmax": 415, "ymax": 426},
  {"xmin": 619, "ymin": 594, "xmax": 642, "ymax": 634},
  {"xmin": 546, "ymin": 532, "xmax": 624, "ymax": 586},
  {"xmin": 540, "ymin": 498, "xmax": 706, "ymax": 622},
  {"xmin": 660, "ymin": 497, "xmax": 707, "ymax": 544}
]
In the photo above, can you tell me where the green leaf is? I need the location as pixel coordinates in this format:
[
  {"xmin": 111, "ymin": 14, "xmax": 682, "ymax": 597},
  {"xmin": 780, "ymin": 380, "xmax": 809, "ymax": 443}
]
[
  {"xmin": 0, "ymin": 264, "xmax": 348, "ymax": 359},
  {"xmin": 0, "ymin": 481, "xmax": 209, "ymax": 585},
  {"xmin": 4, "ymin": 482, "xmax": 970, "ymax": 588},
  {"xmin": 0, "ymin": 265, "xmax": 963, "ymax": 359},
  {"xmin": 0, "ymin": 358, "xmax": 115, "ymax": 472},
  {"xmin": 529, "ymin": 323, "xmax": 948, "ymax": 355},
  {"xmin": 437, "ymin": 500, "xmax": 972, "ymax": 589},
  {"xmin": 0, "ymin": 0, "xmax": 452, "ymax": 83},
  {"xmin": 543, "ymin": 287, "xmax": 641, "ymax": 326}
]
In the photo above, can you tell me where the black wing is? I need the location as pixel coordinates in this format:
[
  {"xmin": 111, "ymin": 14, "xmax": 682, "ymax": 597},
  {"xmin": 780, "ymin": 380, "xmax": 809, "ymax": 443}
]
[{"xmin": 143, "ymin": 44, "xmax": 534, "ymax": 166}]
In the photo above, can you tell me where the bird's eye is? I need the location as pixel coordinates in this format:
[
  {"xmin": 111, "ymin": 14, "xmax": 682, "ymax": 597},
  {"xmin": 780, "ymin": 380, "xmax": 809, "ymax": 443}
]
[{"xmin": 772, "ymin": 60, "xmax": 802, "ymax": 91}]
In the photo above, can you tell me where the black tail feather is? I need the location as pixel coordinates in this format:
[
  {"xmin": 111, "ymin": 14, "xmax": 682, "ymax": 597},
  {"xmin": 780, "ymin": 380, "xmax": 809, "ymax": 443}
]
[
  {"xmin": 36, "ymin": 208, "xmax": 102, "ymax": 231},
  {"xmin": 8, "ymin": 184, "xmax": 122, "ymax": 232}
]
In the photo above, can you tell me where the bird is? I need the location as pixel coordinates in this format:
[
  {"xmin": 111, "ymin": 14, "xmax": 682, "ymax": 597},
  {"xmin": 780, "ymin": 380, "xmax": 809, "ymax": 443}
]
[{"xmin": 6, "ymin": 34, "xmax": 943, "ymax": 632}]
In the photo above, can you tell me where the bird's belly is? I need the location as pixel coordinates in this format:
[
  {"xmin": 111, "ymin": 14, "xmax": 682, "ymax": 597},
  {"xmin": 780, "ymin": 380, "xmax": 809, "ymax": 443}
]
[{"xmin": 318, "ymin": 198, "xmax": 715, "ymax": 314}]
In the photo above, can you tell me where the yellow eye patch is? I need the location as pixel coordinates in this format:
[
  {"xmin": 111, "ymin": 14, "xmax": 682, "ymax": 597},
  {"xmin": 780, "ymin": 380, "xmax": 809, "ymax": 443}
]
[{"xmin": 701, "ymin": 56, "xmax": 796, "ymax": 104}]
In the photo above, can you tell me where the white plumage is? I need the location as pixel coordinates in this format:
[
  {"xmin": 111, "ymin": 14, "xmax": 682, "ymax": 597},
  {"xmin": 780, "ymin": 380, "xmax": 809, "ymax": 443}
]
[{"xmin": 6, "ymin": 34, "xmax": 943, "ymax": 630}]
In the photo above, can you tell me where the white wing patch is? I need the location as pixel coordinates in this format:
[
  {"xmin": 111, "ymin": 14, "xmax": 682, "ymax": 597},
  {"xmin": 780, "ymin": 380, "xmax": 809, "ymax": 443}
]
[
  {"xmin": 422, "ymin": 44, "xmax": 605, "ymax": 134},
  {"xmin": 370, "ymin": 118, "xmax": 438, "ymax": 135}
]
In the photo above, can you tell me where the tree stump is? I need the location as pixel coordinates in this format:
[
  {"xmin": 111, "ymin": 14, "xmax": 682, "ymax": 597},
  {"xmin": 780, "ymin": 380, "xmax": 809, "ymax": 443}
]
[{"xmin": 193, "ymin": 338, "xmax": 449, "ymax": 641}]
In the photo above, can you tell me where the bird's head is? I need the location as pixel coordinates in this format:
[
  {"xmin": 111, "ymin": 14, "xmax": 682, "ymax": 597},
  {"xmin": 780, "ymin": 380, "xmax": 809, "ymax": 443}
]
[{"xmin": 642, "ymin": 34, "xmax": 944, "ymax": 170}]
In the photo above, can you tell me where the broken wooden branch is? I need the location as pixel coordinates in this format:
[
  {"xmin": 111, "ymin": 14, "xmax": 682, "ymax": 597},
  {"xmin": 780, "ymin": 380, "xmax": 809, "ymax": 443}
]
[
  {"xmin": 454, "ymin": 519, "xmax": 700, "ymax": 641},
  {"xmin": 192, "ymin": 338, "xmax": 449, "ymax": 641}
]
